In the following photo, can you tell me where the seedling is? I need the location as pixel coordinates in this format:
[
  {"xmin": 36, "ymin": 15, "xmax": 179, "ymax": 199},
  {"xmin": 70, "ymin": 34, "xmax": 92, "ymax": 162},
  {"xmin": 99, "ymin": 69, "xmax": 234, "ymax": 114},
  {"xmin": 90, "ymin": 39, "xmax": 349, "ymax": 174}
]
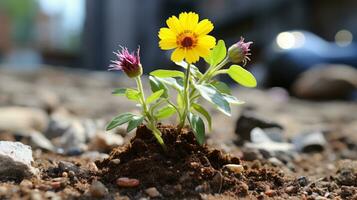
[{"xmin": 106, "ymin": 12, "xmax": 256, "ymax": 149}]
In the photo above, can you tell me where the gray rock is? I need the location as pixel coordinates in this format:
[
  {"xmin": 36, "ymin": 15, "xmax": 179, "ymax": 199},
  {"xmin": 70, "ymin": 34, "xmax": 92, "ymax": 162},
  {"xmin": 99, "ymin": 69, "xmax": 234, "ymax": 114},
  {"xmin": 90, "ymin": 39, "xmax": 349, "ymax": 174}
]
[
  {"xmin": 235, "ymin": 111, "xmax": 283, "ymax": 142},
  {"xmin": 292, "ymin": 64, "xmax": 357, "ymax": 100},
  {"xmin": 58, "ymin": 120, "xmax": 86, "ymax": 152},
  {"xmin": 292, "ymin": 131, "xmax": 326, "ymax": 152},
  {"xmin": 0, "ymin": 141, "xmax": 38, "ymax": 179},
  {"xmin": 88, "ymin": 132, "xmax": 124, "ymax": 152},
  {"xmin": 245, "ymin": 128, "xmax": 294, "ymax": 152},
  {"xmin": 0, "ymin": 107, "xmax": 48, "ymax": 133},
  {"xmin": 81, "ymin": 151, "xmax": 109, "ymax": 162},
  {"xmin": 89, "ymin": 180, "xmax": 108, "ymax": 198},
  {"xmin": 29, "ymin": 130, "xmax": 55, "ymax": 152}
]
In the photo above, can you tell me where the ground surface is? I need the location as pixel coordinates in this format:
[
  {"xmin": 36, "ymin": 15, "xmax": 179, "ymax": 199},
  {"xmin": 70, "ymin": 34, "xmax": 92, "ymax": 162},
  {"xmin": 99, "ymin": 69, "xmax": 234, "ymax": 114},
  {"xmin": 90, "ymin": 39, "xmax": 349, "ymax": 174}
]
[{"xmin": 0, "ymin": 66, "xmax": 356, "ymax": 199}]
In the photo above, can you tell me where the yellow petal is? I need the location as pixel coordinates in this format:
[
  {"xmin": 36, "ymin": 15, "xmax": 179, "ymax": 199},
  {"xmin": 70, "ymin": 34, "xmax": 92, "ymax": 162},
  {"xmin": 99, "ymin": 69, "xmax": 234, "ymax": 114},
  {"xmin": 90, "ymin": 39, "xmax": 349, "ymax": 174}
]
[
  {"xmin": 179, "ymin": 12, "xmax": 198, "ymax": 30},
  {"xmin": 158, "ymin": 28, "xmax": 176, "ymax": 40},
  {"xmin": 194, "ymin": 19, "xmax": 214, "ymax": 36},
  {"xmin": 197, "ymin": 35, "xmax": 216, "ymax": 49},
  {"xmin": 171, "ymin": 48, "xmax": 185, "ymax": 62},
  {"xmin": 185, "ymin": 49, "xmax": 200, "ymax": 63},
  {"xmin": 195, "ymin": 45, "xmax": 211, "ymax": 58},
  {"xmin": 166, "ymin": 16, "xmax": 183, "ymax": 34},
  {"xmin": 159, "ymin": 39, "xmax": 177, "ymax": 50}
]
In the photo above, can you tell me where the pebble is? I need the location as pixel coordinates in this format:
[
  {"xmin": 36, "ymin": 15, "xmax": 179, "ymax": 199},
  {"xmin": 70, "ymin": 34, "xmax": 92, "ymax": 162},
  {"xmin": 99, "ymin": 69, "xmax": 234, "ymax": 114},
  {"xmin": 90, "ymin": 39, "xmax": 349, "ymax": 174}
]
[
  {"xmin": 0, "ymin": 107, "xmax": 48, "ymax": 132},
  {"xmin": 51, "ymin": 181, "xmax": 62, "ymax": 189},
  {"xmin": 29, "ymin": 130, "xmax": 55, "ymax": 152},
  {"xmin": 89, "ymin": 132, "xmax": 124, "ymax": 152},
  {"xmin": 0, "ymin": 186, "xmax": 7, "ymax": 194},
  {"xmin": 145, "ymin": 187, "xmax": 161, "ymax": 198},
  {"xmin": 30, "ymin": 190, "xmax": 43, "ymax": 200},
  {"xmin": 0, "ymin": 141, "xmax": 38, "ymax": 179},
  {"xmin": 297, "ymin": 176, "xmax": 308, "ymax": 187},
  {"xmin": 292, "ymin": 131, "xmax": 327, "ymax": 153},
  {"xmin": 58, "ymin": 161, "xmax": 80, "ymax": 174},
  {"xmin": 20, "ymin": 179, "xmax": 33, "ymax": 188},
  {"xmin": 224, "ymin": 164, "xmax": 244, "ymax": 174},
  {"xmin": 110, "ymin": 159, "xmax": 121, "ymax": 165},
  {"xmin": 116, "ymin": 177, "xmax": 140, "ymax": 188},
  {"xmin": 268, "ymin": 157, "xmax": 284, "ymax": 166},
  {"xmin": 265, "ymin": 189, "xmax": 276, "ymax": 197},
  {"xmin": 44, "ymin": 191, "xmax": 61, "ymax": 200},
  {"xmin": 86, "ymin": 162, "xmax": 98, "ymax": 172},
  {"xmin": 235, "ymin": 111, "xmax": 283, "ymax": 141},
  {"xmin": 89, "ymin": 180, "xmax": 108, "ymax": 198}
]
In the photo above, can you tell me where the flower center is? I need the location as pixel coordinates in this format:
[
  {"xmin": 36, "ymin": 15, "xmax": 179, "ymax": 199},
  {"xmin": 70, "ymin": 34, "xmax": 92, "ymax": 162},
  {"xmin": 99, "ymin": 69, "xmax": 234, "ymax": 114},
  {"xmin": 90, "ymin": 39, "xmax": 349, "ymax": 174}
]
[
  {"xmin": 181, "ymin": 37, "xmax": 193, "ymax": 47},
  {"xmin": 177, "ymin": 31, "xmax": 198, "ymax": 49}
]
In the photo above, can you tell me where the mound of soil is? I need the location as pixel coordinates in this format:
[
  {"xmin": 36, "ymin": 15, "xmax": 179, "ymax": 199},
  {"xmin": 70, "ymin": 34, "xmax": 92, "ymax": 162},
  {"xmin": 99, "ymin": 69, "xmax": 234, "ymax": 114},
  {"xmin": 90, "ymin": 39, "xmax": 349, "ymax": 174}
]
[{"xmin": 96, "ymin": 125, "xmax": 285, "ymax": 199}]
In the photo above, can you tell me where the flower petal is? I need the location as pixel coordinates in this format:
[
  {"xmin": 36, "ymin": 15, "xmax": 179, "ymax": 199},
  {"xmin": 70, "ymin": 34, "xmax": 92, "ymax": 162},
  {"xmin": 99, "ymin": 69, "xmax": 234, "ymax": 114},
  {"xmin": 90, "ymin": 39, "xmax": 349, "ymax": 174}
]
[
  {"xmin": 159, "ymin": 39, "xmax": 177, "ymax": 50},
  {"xmin": 171, "ymin": 48, "xmax": 185, "ymax": 62},
  {"xmin": 166, "ymin": 16, "xmax": 183, "ymax": 34},
  {"xmin": 158, "ymin": 28, "xmax": 176, "ymax": 40},
  {"xmin": 194, "ymin": 19, "xmax": 214, "ymax": 36},
  {"xmin": 185, "ymin": 49, "xmax": 200, "ymax": 63},
  {"xmin": 179, "ymin": 12, "xmax": 198, "ymax": 30},
  {"xmin": 197, "ymin": 35, "xmax": 216, "ymax": 49}
]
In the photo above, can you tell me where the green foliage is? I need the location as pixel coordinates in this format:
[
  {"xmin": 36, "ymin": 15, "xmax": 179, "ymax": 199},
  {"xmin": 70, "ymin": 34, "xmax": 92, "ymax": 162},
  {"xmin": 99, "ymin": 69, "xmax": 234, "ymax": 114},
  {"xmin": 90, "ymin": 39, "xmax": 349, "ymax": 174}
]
[
  {"xmin": 227, "ymin": 65, "xmax": 257, "ymax": 87},
  {"xmin": 188, "ymin": 113, "xmax": 205, "ymax": 145},
  {"xmin": 204, "ymin": 40, "xmax": 226, "ymax": 67},
  {"xmin": 108, "ymin": 39, "xmax": 256, "ymax": 147}
]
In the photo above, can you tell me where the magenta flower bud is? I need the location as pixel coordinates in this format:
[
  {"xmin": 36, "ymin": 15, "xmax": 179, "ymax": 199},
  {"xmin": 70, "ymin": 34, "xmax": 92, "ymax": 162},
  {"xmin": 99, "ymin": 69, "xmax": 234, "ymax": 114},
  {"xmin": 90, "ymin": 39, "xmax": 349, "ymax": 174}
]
[
  {"xmin": 228, "ymin": 37, "xmax": 253, "ymax": 65},
  {"xmin": 109, "ymin": 47, "xmax": 143, "ymax": 78}
]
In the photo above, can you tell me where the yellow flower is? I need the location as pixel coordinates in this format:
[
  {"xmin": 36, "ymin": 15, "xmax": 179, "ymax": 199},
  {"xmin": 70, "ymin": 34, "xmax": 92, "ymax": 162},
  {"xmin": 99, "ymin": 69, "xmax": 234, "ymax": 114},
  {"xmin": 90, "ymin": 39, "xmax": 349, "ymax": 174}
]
[{"xmin": 158, "ymin": 12, "xmax": 216, "ymax": 63}]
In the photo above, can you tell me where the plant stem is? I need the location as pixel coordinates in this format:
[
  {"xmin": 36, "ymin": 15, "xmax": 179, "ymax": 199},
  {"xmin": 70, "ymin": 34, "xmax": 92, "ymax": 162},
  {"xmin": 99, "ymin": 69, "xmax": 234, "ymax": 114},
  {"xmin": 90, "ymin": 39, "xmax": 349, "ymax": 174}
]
[
  {"xmin": 135, "ymin": 77, "xmax": 166, "ymax": 150},
  {"xmin": 178, "ymin": 62, "xmax": 191, "ymax": 130}
]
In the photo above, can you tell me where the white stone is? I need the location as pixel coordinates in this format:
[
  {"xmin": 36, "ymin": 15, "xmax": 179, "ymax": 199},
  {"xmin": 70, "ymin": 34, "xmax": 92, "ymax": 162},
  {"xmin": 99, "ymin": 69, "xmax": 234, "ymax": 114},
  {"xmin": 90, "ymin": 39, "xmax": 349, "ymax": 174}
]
[{"xmin": 0, "ymin": 141, "xmax": 38, "ymax": 179}]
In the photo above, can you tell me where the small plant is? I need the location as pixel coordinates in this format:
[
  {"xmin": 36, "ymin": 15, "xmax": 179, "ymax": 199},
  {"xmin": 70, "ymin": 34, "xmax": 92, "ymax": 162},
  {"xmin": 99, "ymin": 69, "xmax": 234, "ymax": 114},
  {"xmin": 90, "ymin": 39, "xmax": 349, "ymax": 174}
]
[{"xmin": 106, "ymin": 12, "xmax": 256, "ymax": 149}]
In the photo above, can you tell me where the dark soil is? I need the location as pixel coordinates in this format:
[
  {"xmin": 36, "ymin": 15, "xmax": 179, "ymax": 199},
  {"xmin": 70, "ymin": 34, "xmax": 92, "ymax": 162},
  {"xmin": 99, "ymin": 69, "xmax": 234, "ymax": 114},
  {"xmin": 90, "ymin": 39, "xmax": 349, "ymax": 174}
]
[{"xmin": 96, "ymin": 125, "xmax": 286, "ymax": 199}]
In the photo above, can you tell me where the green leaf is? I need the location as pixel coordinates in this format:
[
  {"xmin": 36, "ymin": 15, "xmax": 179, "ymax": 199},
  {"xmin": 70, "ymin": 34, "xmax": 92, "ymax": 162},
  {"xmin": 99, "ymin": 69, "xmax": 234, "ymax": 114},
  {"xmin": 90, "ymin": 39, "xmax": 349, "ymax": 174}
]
[
  {"xmin": 177, "ymin": 93, "xmax": 184, "ymax": 108},
  {"xmin": 175, "ymin": 61, "xmax": 203, "ymax": 79},
  {"xmin": 126, "ymin": 116, "xmax": 144, "ymax": 132},
  {"xmin": 150, "ymin": 69, "xmax": 184, "ymax": 78},
  {"xmin": 149, "ymin": 76, "xmax": 168, "ymax": 98},
  {"xmin": 222, "ymin": 94, "xmax": 245, "ymax": 105},
  {"xmin": 188, "ymin": 113, "xmax": 205, "ymax": 145},
  {"xmin": 106, "ymin": 113, "xmax": 134, "ymax": 131},
  {"xmin": 157, "ymin": 77, "xmax": 183, "ymax": 91},
  {"xmin": 195, "ymin": 84, "xmax": 231, "ymax": 116},
  {"xmin": 155, "ymin": 106, "xmax": 176, "ymax": 120},
  {"xmin": 112, "ymin": 88, "xmax": 127, "ymax": 96},
  {"xmin": 146, "ymin": 89, "xmax": 164, "ymax": 104},
  {"xmin": 211, "ymin": 81, "xmax": 231, "ymax": 95},
  {"xmin": 191, "ymin": 103, "xmax": 212, "ymax": 130},
  {"xmin": 227, "ymin": 65, "xmax": 257, "ymax": 87},
  {"xmin": 125, "ymin": 88, "xmax": 140, "ymax": 101},
  {"xmin": 204, "ymin": 40, "xmax": 226, "ymax": 66}
]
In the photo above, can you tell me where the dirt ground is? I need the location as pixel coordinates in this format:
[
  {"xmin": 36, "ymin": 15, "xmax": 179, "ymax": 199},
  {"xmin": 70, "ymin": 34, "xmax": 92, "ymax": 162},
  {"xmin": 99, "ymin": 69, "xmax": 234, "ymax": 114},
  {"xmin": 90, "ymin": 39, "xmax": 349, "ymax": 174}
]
[{"xmin": 0, "ymin": 67, "xmax": 356, "ymax": 199}]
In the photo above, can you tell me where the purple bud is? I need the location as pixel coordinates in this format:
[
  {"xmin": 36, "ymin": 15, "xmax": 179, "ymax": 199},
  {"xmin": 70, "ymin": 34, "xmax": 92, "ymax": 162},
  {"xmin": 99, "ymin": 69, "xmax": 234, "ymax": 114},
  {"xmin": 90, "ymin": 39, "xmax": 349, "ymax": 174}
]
[
  {"xmin": 228, "ymin": 37, "xmax": 253, "ymax": 65},
  {"xmin": 109, "ymin": 47, "xmax": 142, "ymax": 78}
]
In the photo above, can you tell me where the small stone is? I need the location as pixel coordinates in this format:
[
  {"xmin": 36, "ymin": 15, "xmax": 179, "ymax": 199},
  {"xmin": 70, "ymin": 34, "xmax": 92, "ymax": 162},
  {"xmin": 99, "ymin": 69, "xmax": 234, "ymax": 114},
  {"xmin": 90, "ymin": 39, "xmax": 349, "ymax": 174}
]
[
  {"xmin": 235, "ymin": 111, "xmax": 283, "ymax": 141},
  {"xmin": 62, "ymin": 172, "xmax": 68, "ymax": 177},
  {"xmin": 44, "ymin": 191, "xmax": 61, "ymax": 200},
  {"xmin": 285, "ymin": 186, "xmax": 298, "ymax": 194},
  {"xmin": 0, "ymin": 107, "xmax": 48, "ymax": 133},
  {"xmin": 0, "ymin": 141, "xmax": 38, "ymax": 179},
  {"xmin": 265, "ymin": 189, "xmax": 276, "ymax": 197},
  {"xmin": 224, "ymin": 164, "xmax": 244, "ymax": 174},
  {"xmin": 110, "ymin": 159, "xmax": 121, "ymax": 165},
  {"xmin": 297, "ymin": 176, "xmax": 308, "ymax": 187},
  {"xmin": 116, "ymin": 177, "xmax": 140, "ymax": 188},
  {"xmin": 81, "ymin": 151, "xmax": 109, "ymax": 162},
  {"xmin": 68, "ymin": 171, "xmax": 76, "ymax": 178},
  {"xmin": 145, "ymin": 187, "xmax": 161, "ymax": 198},
  {"xmin": 89, "ymin": 180, "xmax": 108, "ymax": 198},
  {"xmin": 30, "ymin": 190, "xmax": 43, "ymax": 200},
  {"xmin": 51, "ymin": 181, "xmax": 62, "ymax": 189},
  {"xmin": 268, "ymin": 157, "xmax": 284, "ymax": 166},
  {"xmin": 0, "ymin": 186, "xmax": 7, "ymax": 194},
  {"xmin": 58, "ymin": 161, "xmax": 80, "ymax": 174},
  {"xmin": 87, "ymin": 162, "xmax": 98, "ymax": 172},
  {"xmin": 20, "ymin": 179, "xmax": 33, "ymax": 188},
  {"xmin": 89, "ymin": 132, "xmax": 124, "ymax": 152},
  {"xmin": 292, "ymin": 131, "xmax": 327, "ymax": 153},
  {"xmin": 190, "ymin": 162, "xmax": 200, "ymax": 168}
]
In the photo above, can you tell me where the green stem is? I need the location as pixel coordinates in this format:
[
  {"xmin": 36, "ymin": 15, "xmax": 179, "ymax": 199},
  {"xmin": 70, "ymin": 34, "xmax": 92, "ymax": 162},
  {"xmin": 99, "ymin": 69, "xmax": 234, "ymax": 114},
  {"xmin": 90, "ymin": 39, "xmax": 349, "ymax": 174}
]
[
  {"xmin": 178, "ymin": 62, "xmax": 191, "ymax": 130},
  {"xmin": 135, "ymin": 77, "xmax": 166, "ymax": 150}
]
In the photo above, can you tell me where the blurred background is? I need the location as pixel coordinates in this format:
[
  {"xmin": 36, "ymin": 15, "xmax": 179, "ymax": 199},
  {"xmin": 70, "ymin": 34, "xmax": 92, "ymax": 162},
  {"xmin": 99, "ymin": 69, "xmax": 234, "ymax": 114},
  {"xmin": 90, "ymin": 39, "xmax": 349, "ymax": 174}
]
[{"xmin": 0, "ymin": 0, "xmax": 356, "ymax": 100}]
